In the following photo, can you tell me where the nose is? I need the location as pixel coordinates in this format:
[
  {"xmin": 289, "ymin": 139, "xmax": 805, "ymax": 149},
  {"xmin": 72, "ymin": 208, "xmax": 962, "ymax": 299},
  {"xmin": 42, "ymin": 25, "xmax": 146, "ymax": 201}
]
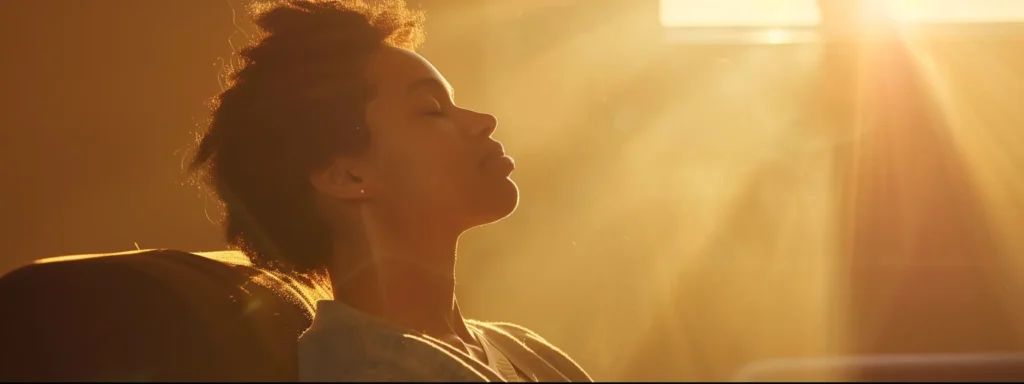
[{"xmin": 471, "ymin": 111, "xmax": 498, "ymax": 137}]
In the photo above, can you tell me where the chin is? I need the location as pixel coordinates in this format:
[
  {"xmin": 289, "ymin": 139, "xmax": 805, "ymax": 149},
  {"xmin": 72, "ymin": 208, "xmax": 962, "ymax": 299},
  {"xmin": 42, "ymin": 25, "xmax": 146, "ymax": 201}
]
[{"xmin": 469, "ymin": 177, "xmax": 520, "ymax": 226}]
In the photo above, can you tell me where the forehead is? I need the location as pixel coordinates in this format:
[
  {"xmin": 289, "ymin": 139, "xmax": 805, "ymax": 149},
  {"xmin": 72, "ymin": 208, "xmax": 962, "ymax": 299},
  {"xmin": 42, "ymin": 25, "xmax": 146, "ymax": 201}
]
[{"xmin": 364, "ymin": 46, "xmax": 451, "ymax": 96}]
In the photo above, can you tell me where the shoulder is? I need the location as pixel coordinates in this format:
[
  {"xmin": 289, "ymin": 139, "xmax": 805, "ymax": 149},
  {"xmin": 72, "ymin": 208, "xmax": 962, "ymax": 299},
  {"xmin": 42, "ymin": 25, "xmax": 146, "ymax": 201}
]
[
  {"xmin": 299, "ymin": 324, "xmax": 489, "ymax": 382},
  {"xmin": 476, "ymin": 321, "xmax": 548, "ymax": 344},
  {"xmin": 471, "ymin": 320, "xmax": 593, "ymax": 382}
]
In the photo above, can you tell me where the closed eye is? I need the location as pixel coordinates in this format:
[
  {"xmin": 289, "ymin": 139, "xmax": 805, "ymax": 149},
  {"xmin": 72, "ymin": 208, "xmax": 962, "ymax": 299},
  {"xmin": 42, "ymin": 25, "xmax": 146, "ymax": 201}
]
[{"xmin": 422, "ymin": 99, "xmax": 446, "ymax": 116}]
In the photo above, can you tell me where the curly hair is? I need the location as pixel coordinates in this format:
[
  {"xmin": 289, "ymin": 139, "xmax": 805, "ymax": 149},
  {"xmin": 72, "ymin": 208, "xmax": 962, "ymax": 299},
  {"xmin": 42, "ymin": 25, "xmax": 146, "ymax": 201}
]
[{"xmin": 189, "ymin": 0, "xmax": 426, "ymax": 274}]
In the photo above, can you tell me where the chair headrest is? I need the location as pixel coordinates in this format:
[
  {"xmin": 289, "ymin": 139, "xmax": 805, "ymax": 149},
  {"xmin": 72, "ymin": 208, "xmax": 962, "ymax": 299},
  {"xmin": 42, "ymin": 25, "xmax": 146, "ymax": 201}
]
[{"xmin": 0, "ymin": 248, "xmax": 328, "ymax": 381}]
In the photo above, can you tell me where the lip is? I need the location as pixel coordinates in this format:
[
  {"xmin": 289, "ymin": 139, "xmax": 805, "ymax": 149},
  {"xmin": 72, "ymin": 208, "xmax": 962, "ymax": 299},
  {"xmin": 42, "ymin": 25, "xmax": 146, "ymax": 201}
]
[
  {"xmin": 480, "ymin": 143, "xmax": 507, "ymax": 166},
  {"xmin": 480, "ymin": 141, "xmax": 514, "ymax": 173},
  {"xmin": 483, "ymin": 155, "xmax": 516, "ymax": 173}
]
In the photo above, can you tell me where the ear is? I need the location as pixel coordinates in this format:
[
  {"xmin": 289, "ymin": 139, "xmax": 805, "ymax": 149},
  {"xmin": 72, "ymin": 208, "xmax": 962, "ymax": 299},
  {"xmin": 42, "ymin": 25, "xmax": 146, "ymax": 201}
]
[{"xmin": 309, "ymin": 157, "xmax": 373, "ymax": 200}]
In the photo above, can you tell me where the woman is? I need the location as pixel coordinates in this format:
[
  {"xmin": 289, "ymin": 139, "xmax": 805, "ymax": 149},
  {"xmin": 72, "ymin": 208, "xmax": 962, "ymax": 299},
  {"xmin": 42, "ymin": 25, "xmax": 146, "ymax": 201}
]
[{"xmin": 188, "ymin": 0, "xmax": 592, "ymax": 381}]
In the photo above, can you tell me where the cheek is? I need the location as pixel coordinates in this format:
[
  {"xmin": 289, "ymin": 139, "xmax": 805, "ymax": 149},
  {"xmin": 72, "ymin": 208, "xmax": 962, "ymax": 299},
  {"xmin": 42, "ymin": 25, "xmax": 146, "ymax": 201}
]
[
  {"xmin": 381, "ymin": 158, "xmax": 473, "ymax": 211},
  {"xmin": 375, "ymin": 131, "xmax": 471, "ymax": 196}
]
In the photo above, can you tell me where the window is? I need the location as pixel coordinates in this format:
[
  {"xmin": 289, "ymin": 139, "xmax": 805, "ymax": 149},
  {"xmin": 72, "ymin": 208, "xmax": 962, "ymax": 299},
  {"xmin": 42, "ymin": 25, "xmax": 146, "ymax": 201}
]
[{"xmin": 660, "ymin": 0, "xmax": 1024, "ymax": 28}]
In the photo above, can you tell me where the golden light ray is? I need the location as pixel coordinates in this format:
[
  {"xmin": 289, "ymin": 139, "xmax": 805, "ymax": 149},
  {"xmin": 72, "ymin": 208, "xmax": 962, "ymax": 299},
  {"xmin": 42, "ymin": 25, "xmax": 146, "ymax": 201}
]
[
  {"xmin": 459, "ymin": 1, "xmax": 1024, "ymax": 380},
  {"xmin": 495, "ymin": 41, "xmax": 843, "ymax": 379},
  {"xmin": 660, "ymin": 0, "xmax": 1024, "ymax": 27},
  {"xmin": 901, "ymin": 36, "xmax": 1024, "ymax": 276},
  {"xmin": 481, "ymin": 8, "xmax": 662, "ymax": 154}
]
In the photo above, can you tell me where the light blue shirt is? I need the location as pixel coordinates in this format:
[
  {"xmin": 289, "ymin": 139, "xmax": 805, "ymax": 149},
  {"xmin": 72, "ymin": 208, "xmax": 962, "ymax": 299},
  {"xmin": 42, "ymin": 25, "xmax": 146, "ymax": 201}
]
[
  {"xmin": 298, "ymin": 300, "xmax": 593, "ymax": 382},
  {"xmin": 298, "ymin": 300, "xmax": 500, "ymax": 382}
]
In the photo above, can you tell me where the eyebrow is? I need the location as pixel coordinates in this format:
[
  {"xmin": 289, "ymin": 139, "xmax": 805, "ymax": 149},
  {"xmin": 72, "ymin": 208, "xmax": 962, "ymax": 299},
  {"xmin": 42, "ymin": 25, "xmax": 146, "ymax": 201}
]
[{"xmin": 406, "ymin": 77, "xmax": 455, "ymax": 101}]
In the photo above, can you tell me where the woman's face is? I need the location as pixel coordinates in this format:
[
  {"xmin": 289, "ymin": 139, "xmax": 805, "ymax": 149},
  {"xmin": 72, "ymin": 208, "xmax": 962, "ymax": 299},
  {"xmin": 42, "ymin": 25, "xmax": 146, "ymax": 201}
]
[{"xmin": 358, "ymin": 46, "xmax": 519, "ymax": 230}]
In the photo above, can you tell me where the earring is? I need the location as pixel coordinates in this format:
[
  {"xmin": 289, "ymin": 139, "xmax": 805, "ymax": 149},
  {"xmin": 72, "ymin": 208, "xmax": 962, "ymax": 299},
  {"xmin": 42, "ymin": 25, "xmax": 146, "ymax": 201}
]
[{"xmin": 360, "ymin": 189, "xmax": 365, "ymax": 194}]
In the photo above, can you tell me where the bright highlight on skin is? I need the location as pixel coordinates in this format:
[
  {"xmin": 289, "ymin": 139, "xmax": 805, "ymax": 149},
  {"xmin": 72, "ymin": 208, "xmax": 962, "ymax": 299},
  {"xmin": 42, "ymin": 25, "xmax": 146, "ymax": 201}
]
[{"xmin": 660, "ymin": 0, "xmax": 1024, "ymax": 27}]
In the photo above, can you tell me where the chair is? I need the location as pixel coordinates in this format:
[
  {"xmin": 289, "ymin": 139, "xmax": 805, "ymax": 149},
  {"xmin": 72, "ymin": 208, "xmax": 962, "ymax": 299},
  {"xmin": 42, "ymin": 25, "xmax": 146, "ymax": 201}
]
[{"xmin": 0, "ymin": 249, "xmax": 325, "ymax": 382}]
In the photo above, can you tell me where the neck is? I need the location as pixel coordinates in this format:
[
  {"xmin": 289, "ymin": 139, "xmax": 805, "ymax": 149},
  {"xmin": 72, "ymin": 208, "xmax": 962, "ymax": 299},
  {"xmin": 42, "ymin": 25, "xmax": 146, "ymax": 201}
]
[{"xmin": 326, "ymin": 216, "xmax": 471, "ymax": 340}]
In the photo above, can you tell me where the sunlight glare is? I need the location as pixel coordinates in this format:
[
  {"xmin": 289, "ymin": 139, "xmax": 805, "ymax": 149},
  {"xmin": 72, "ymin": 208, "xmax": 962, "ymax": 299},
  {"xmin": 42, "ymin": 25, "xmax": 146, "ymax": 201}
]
[
  {"xmin": 763, "ymin": 28, "xmax": 794, "ymax": 44},
  {"xmin": 660, "ymin": 0, "xmax": 1024, "ymax": 27}
]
